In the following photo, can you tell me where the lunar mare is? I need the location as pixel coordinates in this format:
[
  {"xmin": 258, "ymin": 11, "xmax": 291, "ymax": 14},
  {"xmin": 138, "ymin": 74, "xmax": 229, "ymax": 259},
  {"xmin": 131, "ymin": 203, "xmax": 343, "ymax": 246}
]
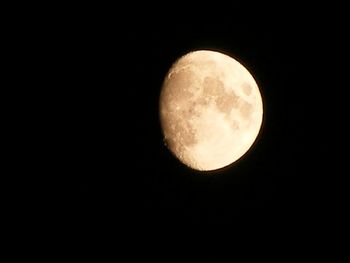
[{"xmin": 159, "ymin": 50, "xmax": 263, "ymax": 171}]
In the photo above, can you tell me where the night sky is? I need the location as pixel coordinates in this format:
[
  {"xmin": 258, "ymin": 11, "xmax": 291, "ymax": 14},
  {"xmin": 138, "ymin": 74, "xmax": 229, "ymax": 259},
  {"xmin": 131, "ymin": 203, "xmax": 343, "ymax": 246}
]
[{"xmin": 56, "ymin": 3, "xmax": 340, "ymax": 227}]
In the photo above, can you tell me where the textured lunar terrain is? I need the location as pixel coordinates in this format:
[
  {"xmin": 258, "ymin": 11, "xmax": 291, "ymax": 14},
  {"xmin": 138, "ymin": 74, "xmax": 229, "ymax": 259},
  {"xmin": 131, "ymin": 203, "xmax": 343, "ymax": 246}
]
[{"xmin": 159, "ymin": 50, "xmax": 263, "ymax": 171}]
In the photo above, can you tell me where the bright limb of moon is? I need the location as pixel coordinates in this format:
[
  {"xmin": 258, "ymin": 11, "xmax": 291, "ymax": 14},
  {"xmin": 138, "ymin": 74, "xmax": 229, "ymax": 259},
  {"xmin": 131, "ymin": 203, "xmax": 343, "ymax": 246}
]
[{"xmin": 159, "ymin": 50, "xmax": 263, "ymax": 171}]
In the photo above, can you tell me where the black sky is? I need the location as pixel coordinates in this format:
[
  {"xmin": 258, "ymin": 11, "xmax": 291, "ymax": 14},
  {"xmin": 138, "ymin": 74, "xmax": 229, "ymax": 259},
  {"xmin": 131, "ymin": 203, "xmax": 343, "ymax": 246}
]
[{"xmin": 53, "ymin": 3, "xmax": 342, "ymax": 227}]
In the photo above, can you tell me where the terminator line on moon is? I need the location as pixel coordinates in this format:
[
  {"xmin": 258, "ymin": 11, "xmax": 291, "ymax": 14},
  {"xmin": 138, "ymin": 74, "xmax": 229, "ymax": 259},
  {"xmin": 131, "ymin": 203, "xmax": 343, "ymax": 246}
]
[{"xmin": 159, "ymin": 50, "xmax": 263, "ymax": 171}]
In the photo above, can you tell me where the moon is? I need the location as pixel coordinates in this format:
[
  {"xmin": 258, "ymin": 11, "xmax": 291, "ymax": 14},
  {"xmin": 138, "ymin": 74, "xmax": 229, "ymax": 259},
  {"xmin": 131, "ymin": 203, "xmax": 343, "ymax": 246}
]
[{"xmin": 159, "ymin": 50, "xmax": 263, "ymax": 171}]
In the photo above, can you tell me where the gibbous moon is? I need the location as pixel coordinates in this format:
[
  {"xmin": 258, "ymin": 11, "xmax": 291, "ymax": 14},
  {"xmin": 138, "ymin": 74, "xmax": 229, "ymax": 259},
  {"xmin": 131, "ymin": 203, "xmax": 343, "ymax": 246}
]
[{"xmin": 159, "ymin": 50, "xmax": 263, "ymax": 171}]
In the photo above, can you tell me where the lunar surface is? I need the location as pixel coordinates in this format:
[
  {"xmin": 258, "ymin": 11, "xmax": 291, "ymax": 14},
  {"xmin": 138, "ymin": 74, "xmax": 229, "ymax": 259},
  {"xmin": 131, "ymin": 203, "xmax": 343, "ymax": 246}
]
[{"xmin": 159, "ymin": 50, "xmax": 263, "ymax": 171}]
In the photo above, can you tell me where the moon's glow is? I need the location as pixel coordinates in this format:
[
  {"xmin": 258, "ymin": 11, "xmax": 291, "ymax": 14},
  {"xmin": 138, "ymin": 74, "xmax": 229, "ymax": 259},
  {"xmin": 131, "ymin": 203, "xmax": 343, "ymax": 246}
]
[{"xmin": 159, "ymin": 50, "xmax": 263, "ymax": 171}]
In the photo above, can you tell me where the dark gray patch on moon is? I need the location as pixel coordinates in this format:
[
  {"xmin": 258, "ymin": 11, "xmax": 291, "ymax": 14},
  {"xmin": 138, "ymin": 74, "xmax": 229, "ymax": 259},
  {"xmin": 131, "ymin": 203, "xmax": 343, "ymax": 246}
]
[
  {"xmin": 230, "ymin": 119, "xmax": 240, "ymax": 130},
  {"xmin": 202, "ymin": 76, "xmax": 243, "ymax": 115},
  {"xmin": 203, "ymin": 76, "xmax": 225, "ymax": 97},
  {"xmin": 241, "ymin": 82, "xmax": 252, "ymax": 96},
  {"xmin": 216, "ymin": 89, "xmax": 241, "ymax": 113},
  {"xmin": 239, "ymin": 101, "xmax": 253, "ymax": 119}
]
